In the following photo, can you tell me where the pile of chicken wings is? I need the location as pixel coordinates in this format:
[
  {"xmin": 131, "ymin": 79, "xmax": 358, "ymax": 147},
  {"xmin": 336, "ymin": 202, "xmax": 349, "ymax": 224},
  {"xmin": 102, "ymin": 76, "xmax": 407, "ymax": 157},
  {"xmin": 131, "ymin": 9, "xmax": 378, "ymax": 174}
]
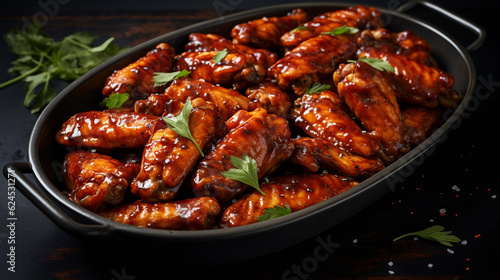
[{"xmin": 56, "ymin": 5, "xmax": 460, "ymax": 230}]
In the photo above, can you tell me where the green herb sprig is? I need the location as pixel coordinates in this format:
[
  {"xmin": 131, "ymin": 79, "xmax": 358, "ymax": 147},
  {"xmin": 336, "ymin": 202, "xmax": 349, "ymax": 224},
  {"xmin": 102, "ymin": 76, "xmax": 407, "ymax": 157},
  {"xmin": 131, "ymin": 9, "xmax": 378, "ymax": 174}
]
[
  {"xmin": 290, "ymin": 26, "xmax": 309, "ymax": 33},
  {"xmin": 348, "ymin": 57, "xmax": 395, "ymax": 72},
  {"xmin": 306, "ymin": 82, "xmax": 331, "ymax": 94},
  {"xmin": 162, "ymin": 99, "xmax": 204, "ymax": 156},
  {"xmin": 321, "ymin": 25, "xmax": 359, "ymax": 36},
  {"xmin": 153, "ymin": 69, "xmax": 191, "ymax": 87},
  {"xmin": 213, "ymin": 48, "xmax": 229, "ymax": 63},
  {"xmin": 221, "ymin": 154, "xmax": 264, "ymax": 195},
  {"xmin": 257, "ymin": 205, "xmax": 292, "ymax": 222},
  {"xmin": 393, "ymin": 225, "xmax": 461, "ymax": 247},
  {"xmin": 100, "ymin": 92, "xmax": 130, "ymax": 109},
  {"xmin": 0, "ymin": 20, "xmax": 128, "ymax": 113}
]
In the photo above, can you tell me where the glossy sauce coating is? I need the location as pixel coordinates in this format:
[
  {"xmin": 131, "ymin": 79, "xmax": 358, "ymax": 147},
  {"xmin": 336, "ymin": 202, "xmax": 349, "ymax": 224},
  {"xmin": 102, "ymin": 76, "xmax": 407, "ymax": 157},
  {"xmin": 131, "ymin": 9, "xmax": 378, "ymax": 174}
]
[
  {"xmin": 98, "ymin": 197, "xmax": 220, "ymax": 230},
  {"xmin": 191, "ymin": 108, "xmax": 294, "ymax": 203},
  {"xmin": 134, "ymin": 94, "xmax": 172, "ymax": 116},
  {"xmin": 63, "ymin": 151, "xmax": 140, "ymax": 212},
  {"xmin": 357, "ymin": 28, "xmax": 437, "ymax": 67},
  {"xmin": 231, "ymin": 8, "xmax": 308, "ymax": 50},
  {"xmin": 268, "ymin": 34, "xmax": 357, "ymax": 95},
  {"xmin": 102, "ymin": 43, "xmax": 175, "ymax": 101},
  {"xmin": 218, "ymin": 173, "xmax": 358, "ymax": 228},
  {"xmin": 280, "ymin": 5, "xmax": 382, "ymax": 50},
  {"xmin": 334, "ymin": 61, "xmax": 410, "ymax": 163},
  {"xmin": 185, "ymin": 33, "xmax": 278, "ymax": 68},
  {"xmin": 56, "ymin": 111, "xmax": 158, "ymax": 149},
  {"xmin": 358, "ymin": 47, "xmax": 461, "ymax": 109},
  {"xmin": 174, "ymin": 51, "xmax": 266, "ymax": 90},
  {"xmin": 131, "ymin": 99, "xmax": 225, "ymax": 203},
  {"xmin": 291, "ymin": 137, "xmax": 385, "ymax": 178},
  {"xmin": 163, "ymin": 77, "xmax": 250, "ymax": 120},
  {"xmin": 245, "ymin": 79, "xmax": 292, "ymax": 117},
  {"xmin": 292, "ymin": 91, "xmax": 380, "ymax": 157},
  {"xmin": 402, "ymin": 106, "xmax": 443, "ymax": 146}
]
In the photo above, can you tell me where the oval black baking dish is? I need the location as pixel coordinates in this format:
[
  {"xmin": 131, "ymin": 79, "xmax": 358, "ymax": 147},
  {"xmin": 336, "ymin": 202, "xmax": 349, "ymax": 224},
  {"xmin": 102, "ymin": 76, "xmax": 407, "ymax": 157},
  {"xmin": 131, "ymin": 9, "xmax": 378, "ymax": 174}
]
[{"xmin": 3, "ymin": 1, "xmax": 485, "ymax": 265}]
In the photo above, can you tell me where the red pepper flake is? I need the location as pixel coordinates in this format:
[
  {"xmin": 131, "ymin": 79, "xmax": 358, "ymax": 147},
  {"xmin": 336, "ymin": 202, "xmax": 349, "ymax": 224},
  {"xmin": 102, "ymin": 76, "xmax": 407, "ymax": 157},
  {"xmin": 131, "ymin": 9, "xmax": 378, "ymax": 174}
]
[{"xmin": 474, "ymin": 234, "xmax": 481, "ymax": 239}]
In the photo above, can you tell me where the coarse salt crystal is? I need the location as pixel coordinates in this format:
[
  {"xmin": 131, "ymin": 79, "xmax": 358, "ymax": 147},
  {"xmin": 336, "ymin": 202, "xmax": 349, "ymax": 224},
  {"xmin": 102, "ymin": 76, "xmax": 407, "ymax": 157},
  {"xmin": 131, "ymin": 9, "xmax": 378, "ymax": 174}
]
[
  {"xmin": 492, "ymin": 195, "xmax": 497, "ymax": 199},
  {"xmin": 452, "ymin": 185, "xmax": 461, "ymax": 192},
  {"xmin": 388, "ymin": 261, "xmax": 393, "ymax": 266},
  {"xmin": 447, "ymin": 248, "xmax": 455, "ymax": 254},
  {"xmin": 439, "ymin": 208, "xmax": 446, "ymax": 214},
  {"xmin": 430, "ymin": 219, "xmax": 434, "ymax": 222},
  {"xmin": 353, "ymin": 239, "xmax": 358, "ymax": 244},
  {"xmin": 461, "ymin": 240, "xmax": 468, "ymax": 245},
  {"xmin": 428, "ymin": 263, "xmax": 433, "ymax": 268},
  {"xmin": 413, "ymin": 237, "xmax": 419, "ymax": 241},
  {"xmin": 388, "ymin": 270, "xmax": 395, "ymax": 275}
]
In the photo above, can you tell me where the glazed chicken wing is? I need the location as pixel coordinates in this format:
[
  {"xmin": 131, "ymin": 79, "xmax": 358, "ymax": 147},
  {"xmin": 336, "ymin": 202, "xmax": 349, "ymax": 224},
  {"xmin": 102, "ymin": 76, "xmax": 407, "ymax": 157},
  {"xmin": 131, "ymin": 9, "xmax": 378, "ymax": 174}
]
[
  {"xmin": 402, "ymin": 106, "xmax": 443, "ymax": 146},
  {"xmin": 56, "ymin": 111, "xmax": 157, "ymax": 149},
  {"xmin": 102, "ymin": 43, "xmax": 176, "ymax": 101},
  {"xmin": 291, "ymin": 91, "xmax": 380, "ymax": 157},
  {"xmin": 63, "ymin": 151, "xmax": 140, "ymax": 212},
  {"xmin": 357, "ymin": 28, "xmax": 437, "ymax": 66},
  {"xmin": 280, "ymin": 5, "xmax": 382, "ymax": 50},
  {"xmin": 185, "ymin": 33, "xmax": 278, "ymax": 68},
  {"xmin": 291, "ymin": 137, "xmax": 385, "ymax": 178},
  {"xmin": 358, "ymin": 47, "xmax": 461, "ymax": 108},
  {"xmin": 134, "ymin": 77, "xmax": 250, "ymax": 120},
  {"xmin": 219, "ymin": 173, "xmax": 358, "ymax": 228},
  {"xmin": 334, "ymin": 61, "xmax": 410, "ymax": 163},
  {"xmin": 98, "ymin": 197, "xmax": 220, "ymax": 230},
  {"xmin": 231, "ymin": 8, "xmax": 308, "ymax": 50},
  {"xmin": 268, "ymin": 34, "xmax": 357, "ymax": 95},
  {"xmin": 134, "ymin": 93, "xmax": 172, "ymax": 116},
  {"xmin": 245, "ymin": 79, "xmax": 292, "ymax": 117},
  {"xmin": 191, "ymin": 108, "xmax": 294, "ymax": 203},
  {"xmin": 131, "ymin": 99, "xmax": 225, "ymax": 203},
  {"xmin": 174, "ymin": 51, "xmax": 266, "ymax": 90}
]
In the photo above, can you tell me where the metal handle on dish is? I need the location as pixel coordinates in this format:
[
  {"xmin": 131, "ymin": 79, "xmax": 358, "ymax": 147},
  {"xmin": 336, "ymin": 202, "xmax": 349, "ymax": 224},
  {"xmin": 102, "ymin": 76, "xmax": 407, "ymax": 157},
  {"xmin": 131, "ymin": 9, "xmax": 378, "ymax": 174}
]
[
  {"xmin": 397, "ymin": 0, "xmax": 486, "ymax": 52},
  {"xmin": 3, "ymin": 162, "xmax": 114, "ymax": 238}
]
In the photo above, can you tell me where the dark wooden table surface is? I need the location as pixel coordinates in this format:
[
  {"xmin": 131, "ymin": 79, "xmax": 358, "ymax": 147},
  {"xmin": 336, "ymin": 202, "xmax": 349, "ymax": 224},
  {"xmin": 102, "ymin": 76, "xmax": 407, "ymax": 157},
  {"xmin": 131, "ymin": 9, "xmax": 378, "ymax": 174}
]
[{"xmin": 1, "ymin": 1, "xmax": 499, "ymax": 279}]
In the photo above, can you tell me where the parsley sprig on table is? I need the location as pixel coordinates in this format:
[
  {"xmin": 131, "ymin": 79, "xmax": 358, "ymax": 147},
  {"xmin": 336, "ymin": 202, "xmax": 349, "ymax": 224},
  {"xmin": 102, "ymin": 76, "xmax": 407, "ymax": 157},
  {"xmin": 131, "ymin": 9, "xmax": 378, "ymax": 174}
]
[
  {"xmin": 0, "ymin": 20, "xmax": 129, "ymax": 113},
  {"xmin": 393, "ymin": 225, "xmax": 461, "ymax": 247}
]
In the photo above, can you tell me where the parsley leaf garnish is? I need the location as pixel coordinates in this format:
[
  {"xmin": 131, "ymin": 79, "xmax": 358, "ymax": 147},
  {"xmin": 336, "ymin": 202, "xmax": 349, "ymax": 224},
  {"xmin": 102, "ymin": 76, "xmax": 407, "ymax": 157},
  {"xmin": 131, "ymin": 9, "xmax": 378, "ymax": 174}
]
[
  {"xmin": 0, "ymin": 20, "xmax": 128, "ymax": 113},
  {"xmin": 321, "ymin": 25, "xmax": 359, "ymax": 36},
  {"xmin": 306, "ymin": 82, "xmax": 331, "ymax": 94},
  {"xmin": 221, "ymin": 154, "xmax": 264, "ymax": 195},
  {"xmin": 213, "ymin": 48, "xmax": 229, "ymax": 63},
  {"xmin": 290, "ymin": 26, "xmax": 309, "ymax": 33},
  {"xmin": 393, "ymin": 225, "xmax": 462, "ymax": 247},
  {"xmin": 153, "ymin": 69, "xmax": 191, "ymax": 87},
  {"xmin": 257, "ymin": 205, "xmax": 292, "ymax": 222},
  {"xmin": 348, "ymin": 57, "xmax": 395, "ymax": 72},
  {"xmin": 162, "ymin": 99, "xmax": 204, "ymax": 156},
  {"xmin": 100, "ymin": 93, "xmax": 130, "ymax": 109}
]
